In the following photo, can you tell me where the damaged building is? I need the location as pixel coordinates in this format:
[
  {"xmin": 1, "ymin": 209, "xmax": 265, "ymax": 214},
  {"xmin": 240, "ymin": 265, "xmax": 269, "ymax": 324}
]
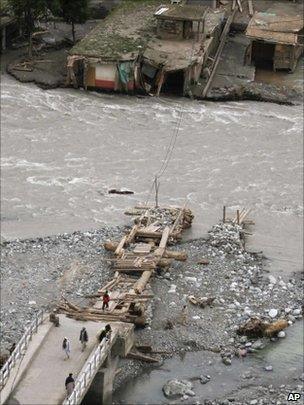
[
  {"xmin": 66, "ymin": 2, "xmax": 225, "ymax": 96},
  {"xmin": 140, "ymin": 4, "xmax": 225, "ymax": 96},
  {"xmin": 245, "ymin": 2, "xmax": 304, "ymax": 72}
]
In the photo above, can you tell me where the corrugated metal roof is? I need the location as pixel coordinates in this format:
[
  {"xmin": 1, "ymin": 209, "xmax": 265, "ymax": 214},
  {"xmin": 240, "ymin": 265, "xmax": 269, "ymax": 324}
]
[{"xmin": 246, "ymin": 3, "xmax": 303, "ymax": 45}]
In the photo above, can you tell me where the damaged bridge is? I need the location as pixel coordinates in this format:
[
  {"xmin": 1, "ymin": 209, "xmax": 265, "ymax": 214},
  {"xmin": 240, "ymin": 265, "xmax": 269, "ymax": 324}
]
[{"xmin": 0, "ymin": 205, "xmax": 193, "ymax": 405}]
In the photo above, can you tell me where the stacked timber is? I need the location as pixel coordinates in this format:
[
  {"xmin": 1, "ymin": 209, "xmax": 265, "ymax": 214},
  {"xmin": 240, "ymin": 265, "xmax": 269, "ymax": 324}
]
[{"xmin": 58, "ymin": 205, "xmax": 193, "ymax": 327}]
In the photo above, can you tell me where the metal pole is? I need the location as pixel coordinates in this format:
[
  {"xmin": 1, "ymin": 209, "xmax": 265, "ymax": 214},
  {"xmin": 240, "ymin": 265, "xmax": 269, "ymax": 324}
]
[
  {"xmin": 237, "ymin": 209, "xmax": 240, "ymax": 225},
  {"xmin": 222, "ymin": 206, "xmax": 226, "ymax": 223}
]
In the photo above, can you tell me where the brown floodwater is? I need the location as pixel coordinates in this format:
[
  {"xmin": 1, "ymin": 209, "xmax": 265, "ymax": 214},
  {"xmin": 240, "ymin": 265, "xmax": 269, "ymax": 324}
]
[{"xmin": 1, "ymin": 74, "xmax": 303, "ymax": 276}]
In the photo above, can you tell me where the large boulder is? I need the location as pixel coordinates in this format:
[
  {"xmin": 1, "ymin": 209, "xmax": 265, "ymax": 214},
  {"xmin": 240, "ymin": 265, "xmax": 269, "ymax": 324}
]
[{"xmin": 162, "ymin": 379, "xmax": 195, "ymax": 399}]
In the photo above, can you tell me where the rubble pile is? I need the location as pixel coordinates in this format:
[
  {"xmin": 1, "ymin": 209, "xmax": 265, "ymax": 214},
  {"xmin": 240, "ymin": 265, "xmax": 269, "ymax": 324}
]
[
  {"xmin": 135, "ymin": 207, "xmax": 194, "ymax": 231},
  {"xmin": 208, "ymin": 223, "xmax": 245, "ymax": 255}
]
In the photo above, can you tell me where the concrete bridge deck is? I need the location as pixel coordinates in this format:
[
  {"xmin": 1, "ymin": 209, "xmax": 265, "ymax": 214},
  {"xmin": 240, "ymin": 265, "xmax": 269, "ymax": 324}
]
[{"xmin": 1, "ymin": 315, "xmax": 132, "ymax": 405}]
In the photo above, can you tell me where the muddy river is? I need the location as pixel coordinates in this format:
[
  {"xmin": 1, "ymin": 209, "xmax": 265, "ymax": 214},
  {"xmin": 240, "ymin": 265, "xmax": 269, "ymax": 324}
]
[
  {"xmin": 114, "ymin": 321, "xmax": 304, "ymax": 404},
  {"xmin": 1, "ymin": 74, "xmax": 303, "ymax": 276},
  {"xmin": 1, "ymin": 73, "xmax": 303, "ymax": 404}
]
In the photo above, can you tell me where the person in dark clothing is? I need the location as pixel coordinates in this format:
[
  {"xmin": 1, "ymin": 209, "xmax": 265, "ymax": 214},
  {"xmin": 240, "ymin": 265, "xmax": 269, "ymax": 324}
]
[
  {"xmin": 102, "ymin": 291, "xmax": 110, "ymax": 310},
  {"xmin": 9, "ymin": 343, "xmax": 16, "ymax": 355},
  {"xmin": 98, "ymin": 324, "xmax": 112, "ymax": 343},
  {"xmin": 79, "ymin": 327, "xmax": 88, "ymax": 351},
  {"xmin": 65, "ymin": 373, "xmax": 75, "ymax": 397}
]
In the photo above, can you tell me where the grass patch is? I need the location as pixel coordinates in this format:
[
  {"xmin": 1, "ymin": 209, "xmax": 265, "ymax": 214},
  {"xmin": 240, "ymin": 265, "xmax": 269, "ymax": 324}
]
[{"xmin": 70, "ymin": 0, "xmax": 168, "ymax": 60}]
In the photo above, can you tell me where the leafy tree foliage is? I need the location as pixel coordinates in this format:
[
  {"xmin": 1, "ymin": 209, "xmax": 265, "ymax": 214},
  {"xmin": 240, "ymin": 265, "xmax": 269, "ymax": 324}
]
[
  {"xmin": 9, "ymin": 0, "xmax": 49, "ymax": 35},
  {"xmin": 8, "ymin": 0, "xmax": 52, "ymax": 56},
  {"xmin": 58, "ymin": 0, "xmax": 88, "ymax": 43}
]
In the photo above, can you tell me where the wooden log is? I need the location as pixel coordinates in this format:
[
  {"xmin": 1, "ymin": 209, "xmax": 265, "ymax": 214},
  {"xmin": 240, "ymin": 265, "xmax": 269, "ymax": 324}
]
[
  {"xmin": 127, "ymin": 351, "xmax": 159, "ymax": 363},
  {"xmin": 84, "ymin": 294, "xmax": 101, "ymax": 299},
  {"xmin": 67, "ymin": 314, "xmax": 124, "ymax": 322},
  {"xmin": 115, "ymin": 235, "xmax": 127, "ymax": 256},
  {"xmin": 154, "ymin": 226, "xmax": 171, "ymax": 257},
  {"xmin": 115, "ymin": 268, "xmax": 153, "ymax": 273},
  {"xmin": 113, "ymin": 263, "xmax": 155, "ymax": 270},
  {"xmin": 133, "ymin": 270, "xmax": 153, "ymax": 294},
  {"xmin": 126, "ymin": 225, "xmax": 139, "ymax": 244},
  {"xmin": 98, "ymin": 277, "xmax": 120, "ymax": 293},
  {"xmin": 104, "ymin": 241, "xmax": 119, "ymax": 252},
  {"xmin": 236, "ymin": 0, "xmax": 243, "ymax": 12},
  {"xmin": 248, "ymin": 0, "xmax": 254, "ymax": 16},
  {"xmin": 202, "ymin": 5, "xmax": 238, "ymax": 98},
  {"xmin": 170, "ymin": 207, "xmax": 185, "ymax": 234},
  {"xmin": 136, "ymin": 344, "xmax": 153, "ymax": 353},
  {"xmin": 125, "ymin": 293, "xmax": 154, "ymax": 299},
  {"xmin": 136, "ymin": 230, "xmax": 163, "ymax": 238},
  {"xmin": 163, "ymin": 250, "xmax": 187, "ymax": 261},
  {"xmin": 157, "ymin": 258, "xmax": 173, "ymax": 268},
  {"xmin": 62, "ymin": 298, "xmax": 81, "ymax": 312}
]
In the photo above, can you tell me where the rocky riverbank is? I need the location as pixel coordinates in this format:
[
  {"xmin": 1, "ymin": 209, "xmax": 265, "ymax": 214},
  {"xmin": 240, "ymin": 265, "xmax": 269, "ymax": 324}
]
[
  {"xmin": 1, "ymin": 222, "xmax": 303, "ymax": 403},
  {"xmin": 5, "ymin": 42, "xmax": 302, "ymax": 105},
  {"xmin": 113, "ymin": 222, "xmax": 303, "ymax": 404},
  {"xmin": 0, "ymin": 226, "xmax": 123, "ymax": 355},
  {"xmin": 3, "ymin": 20, "xmax": 99, "ymax": 89}
]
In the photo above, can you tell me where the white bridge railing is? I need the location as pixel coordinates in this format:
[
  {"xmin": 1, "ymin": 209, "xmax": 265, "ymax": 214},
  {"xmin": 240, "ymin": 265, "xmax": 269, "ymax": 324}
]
[
  {"xmin": 0, "ymin": 310, "xmax": 45, "ymax": 390},
  {"xmin": 63, "ymin": 339, "xmax": 110, "ymax": 405}
]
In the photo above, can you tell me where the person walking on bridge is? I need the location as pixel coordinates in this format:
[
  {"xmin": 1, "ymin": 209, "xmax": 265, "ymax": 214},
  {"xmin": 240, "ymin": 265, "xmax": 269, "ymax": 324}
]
[
  {"xmin": 98, "ymin": 324, "xmax": 112, "ymax": 344},
  {"xmin": 65, "ymin": 373, "xmax": 75, "ymax": 398},
  {"xmin": 102, "ymin": 290, "xmax": 110, "ymax": 311},
  {"xmin": 79, "ymin": 327, "xmax": 88, "ymax": 351},
  {"xmin": 62, "ymin": 337, "xmax": 71, "ymax": 359}
]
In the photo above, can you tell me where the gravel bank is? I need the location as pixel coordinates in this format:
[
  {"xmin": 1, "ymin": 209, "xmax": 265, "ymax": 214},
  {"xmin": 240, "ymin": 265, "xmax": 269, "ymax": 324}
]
[
  {"xmin": 113, "ymin": 223, "xmax": 303, "ymax": 403},
  {"xmin": 0, "ymin": 226, "xmax": 123, "ymax": 353},
  {"xmin": 1, "ymin": 222, "xmax": 303, "ymax": 404}
]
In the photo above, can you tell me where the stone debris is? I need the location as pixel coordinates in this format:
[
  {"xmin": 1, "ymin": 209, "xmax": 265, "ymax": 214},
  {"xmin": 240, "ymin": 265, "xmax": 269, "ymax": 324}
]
[
  {"xmin": 208, "ymin": 223, "xmax": 245, "ymax": 255},
  {"xmin": 222, "ymin": 357, "xmax": 232, "ymax": 366},
  {"xmin": 268, "ymin": 309, "xmax": 278, "ymax": 318},
  {"xmin": 197, "ymin": 258, "xmax": 210, "ymax": 265},
  {"xmin": 200, "ymin": 375, "xmax": 211, "ymax": 384},
  {"xmin": 162, "ymin": 379, "xmax": 195, "ymax": 399},
  {"xmin": 188, "ymin": 295, "xmax": 215, "ymax": 308},
  {"xmin": 168, "ymin": 284, "xmax": 177, "ymax": 293}
]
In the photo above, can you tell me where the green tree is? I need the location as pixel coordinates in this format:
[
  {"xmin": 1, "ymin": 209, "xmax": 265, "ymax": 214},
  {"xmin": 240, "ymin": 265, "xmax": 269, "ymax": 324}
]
[
  {"xmin": 9, "ymin": 0, "xmax": 50, "ymax": 57},
  {"xmin": 58, "ymin": 0, "xmax": 88, "ymax": 44}
]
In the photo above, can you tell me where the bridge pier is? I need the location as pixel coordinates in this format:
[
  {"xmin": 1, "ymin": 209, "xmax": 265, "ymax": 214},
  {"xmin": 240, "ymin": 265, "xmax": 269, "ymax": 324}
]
[{"xmin": 82, "ymin": 355, "xmax": 119, "ymax": 405}]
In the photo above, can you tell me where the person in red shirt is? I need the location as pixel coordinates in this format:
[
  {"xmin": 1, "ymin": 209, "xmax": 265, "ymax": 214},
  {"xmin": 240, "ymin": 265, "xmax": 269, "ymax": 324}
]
[{"xmin": 102, "ymin": 290, "xmax": 110, "ymax": 310}]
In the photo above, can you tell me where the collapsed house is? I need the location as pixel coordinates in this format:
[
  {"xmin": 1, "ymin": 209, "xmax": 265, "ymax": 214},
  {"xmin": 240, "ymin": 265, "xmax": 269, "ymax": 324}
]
[
  {"xmin": 140, "ymin": 4, "xmax": 225, "ymax": 96},
  {"xmin": 66, "ymin": 2, "xmax": 225, "ymax": 96},
  {"xmin": 65, "ymin": 0, "xmax": 157, "ymax": 92},
  {"xmin": 66, "ymin": 33, "xmax": 140, "ymax": 92},
  {"xmin": 245, "ymin": 2, "xmax": 304, "ymax": 72}
]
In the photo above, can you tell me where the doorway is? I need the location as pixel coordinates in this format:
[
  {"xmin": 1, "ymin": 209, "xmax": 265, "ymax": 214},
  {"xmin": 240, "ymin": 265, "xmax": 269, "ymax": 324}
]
[
  {"xmin": 162, "ymin": 70, "xmax": 184, "ymax": 95},
  {"xmin": 251, "ymin": 41, "xmax": 275, "ymax": 70}
]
